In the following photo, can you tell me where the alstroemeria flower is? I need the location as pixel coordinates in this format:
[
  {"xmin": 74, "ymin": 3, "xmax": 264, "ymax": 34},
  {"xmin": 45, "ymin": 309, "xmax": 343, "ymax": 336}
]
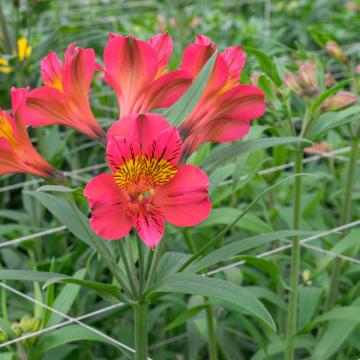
[
  {"xmin": 84, "ymin": 113, "xmax": 211, "ymax": 248},
  {"xmin": 0, "ymin": 88, "xmax": 54, "ymax": 177},
  {"xmin": 179, "ymin": 35, "xmax": 266, "ymax": 156},
  {"xmin": 103, "ymin": 33, "xmax": 192, "ymax": 117},
  {"xmin": 24, "ymin": 44, "xmax": 104, "ymax": 140}
]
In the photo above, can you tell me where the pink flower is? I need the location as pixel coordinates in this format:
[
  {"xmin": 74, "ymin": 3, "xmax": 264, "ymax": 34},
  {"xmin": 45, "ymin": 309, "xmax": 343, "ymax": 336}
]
[
  {"xmin": 24, "ymin": 44, "xmax": 105, "ymax": 140},
  {"xmin": 84, "ymin": 113, "xmax": 211, "ymax": 248},
  {"xmin": 0, "ymin": 88, "xmax": 54, "ymax": 177},
  {"xmin": 103, "ymin": 33, "xmax": 192, "ymax": 117},
  {"xmin": 179, "ymin": 35, "xmax": 266, "ymax": 156}
]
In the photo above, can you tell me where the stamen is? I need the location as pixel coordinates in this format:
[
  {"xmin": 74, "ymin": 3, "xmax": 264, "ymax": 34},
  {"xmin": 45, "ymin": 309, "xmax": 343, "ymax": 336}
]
[{"xmin": 113, "ymin": 154, "xmax": 177, "ymax": 192}]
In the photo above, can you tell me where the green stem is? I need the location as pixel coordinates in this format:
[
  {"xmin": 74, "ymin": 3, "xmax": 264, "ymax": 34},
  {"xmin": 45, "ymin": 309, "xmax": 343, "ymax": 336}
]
[
  {"xmin": 1, "ymin": 283, "xmax": 8, "ymax": 322},
  {"xmin": 183, "ymin": 230, "xmax": 218, "ymax": 360},
  {"xmin": 134, "ymin": 304, "xmax": 148, "ymax": 360},
  {"xmin": 323, "ymin": 136, "xmax": 359, "ymax": 312},
  {"xmin": 137, "ymin": 237, "xmax": 145, "ymax": 293},
  {"xmin": 118, "ymin": 240, "xmax": 138, "ymax": 298},
  {"xmin": 285, "ymin": 148, "xmax": 303, "ymax": 360},
  {"xmin": 144, "ymin": 242, "xmax": 163, "ymax": 292},
  {"xmin": 205, "ymin": 299, "xmax": 218, "ymax": 360}
]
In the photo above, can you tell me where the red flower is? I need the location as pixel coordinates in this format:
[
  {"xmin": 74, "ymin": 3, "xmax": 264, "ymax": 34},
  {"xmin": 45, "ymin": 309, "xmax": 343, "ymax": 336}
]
[
  {"xmin": 84, "ymin": 113, "xmax": 211, "ymax": 248},
  {"xmin": 179, "ymin": 35, "xmax": 266, "ymax": 156},
  {"xmin": 103, "ymin": 33, "xmax": 192, "ymax": 117},
  {"xmin": 0, "ymin": 88, "xmax": 54, "ymax": 177},
  {"xmin": 24, "ymin": 44, "xmax": 104, "ymax": 140}
]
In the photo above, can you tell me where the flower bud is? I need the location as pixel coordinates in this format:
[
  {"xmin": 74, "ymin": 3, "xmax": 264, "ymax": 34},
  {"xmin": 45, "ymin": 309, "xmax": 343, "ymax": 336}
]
[
  {"xmin": 321, "ymin": 91, "xmax": 357, "ymax": 112},
  {"xmin": 302, "ymin": 269, "xmax": 312, "ymax": 285},
  {"xmin": 325, "ymin": 73, "xmax": 335, "ymax": 87},
  {"xmin": 0, "ymin": 329, "xmax": 8, "ymax": 343},
  {"xmin": 298, "ymin": 60, "xmax": 318, "ymax": 96},
  {"xmin": 355, "ymin": 64, "xmax": 360, "ymax": 74},
  {"xmin": 326, "ymin": 41, "xmax": 348, "ymax": 63},
  {"xmin": 284, "ymin": 72, "xmax": 303, "ymax": 95}
]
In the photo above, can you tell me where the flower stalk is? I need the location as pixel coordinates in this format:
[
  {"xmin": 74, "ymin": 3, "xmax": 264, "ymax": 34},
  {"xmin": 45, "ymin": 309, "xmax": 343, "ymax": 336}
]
[
  {"xmin": 323, "ymin": 135, "xmax": 359, "ymax": 312},
  {"xmin": 134, "ymin": 304, "xmax": 149, "ymax": 360},
  {"xmin": 285, "ymin": 147, "xmax": 304, "ymax": 360}
]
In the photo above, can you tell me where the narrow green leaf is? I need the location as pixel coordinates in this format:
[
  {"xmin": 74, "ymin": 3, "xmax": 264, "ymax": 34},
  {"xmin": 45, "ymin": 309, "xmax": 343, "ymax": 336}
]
[
  {"xmin": 155, "ymin": 273, "xmax": 276, "ymax": 331},
  {"xmin": 186, "ymin": 230, "xmax": 311, "ymax": 274},
  {"xmin": 202, "ymin": 137, "xmax": 310, "ymax": 173},
  {"xmin": 243, "ymin": 47, "xmax": 282, "ymax": 86},
  {"xmin": 161, "ymin": 53, "xmax": 216, "ymax": 125}
]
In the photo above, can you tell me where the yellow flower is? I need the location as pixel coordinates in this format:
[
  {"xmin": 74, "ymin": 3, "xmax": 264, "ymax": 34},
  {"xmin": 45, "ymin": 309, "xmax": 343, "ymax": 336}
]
[
  {"xmin": 0, "ymin": 57, "xmax": 12, "ymax": 73},
  {"xmin": 17, "ymin": 37, "xmax": 32, "ymax": 62}
]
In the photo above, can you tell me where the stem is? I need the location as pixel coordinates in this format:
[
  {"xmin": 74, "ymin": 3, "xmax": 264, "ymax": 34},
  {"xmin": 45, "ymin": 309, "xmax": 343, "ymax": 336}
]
[
  {"xmin": 205, "ymin": 299, "xmax": 218, "ymax": 360},
  {"xmin": 285, "ymin": 148, "xmax": 303, "ymax": 360},
  {"xmin": 134, "ymin": 304, "xmax": 148, "ymax": 360},
  {"xmin": 323, "ymin": 136, "xmax": 359, "ymax": 311},
  {"xmin": 183, "ymin": 230, "xmax": 218, "ymax": 360},
  {"xmin": 144, "ymin": 242, "xmax": 163, "ymax": 292},
  {"xmin": 137, "ymin": 236, "xmax": 145, "ymax": 293},
  {"xmin": 118, "ymin": 240, "xmax": 138, "ymax": 298}
]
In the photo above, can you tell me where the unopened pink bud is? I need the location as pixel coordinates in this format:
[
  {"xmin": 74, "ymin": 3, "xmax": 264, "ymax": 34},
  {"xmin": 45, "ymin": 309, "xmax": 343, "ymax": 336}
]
[
  {"xmin": 325, "ymin": 73, "xmax": 335, "ymax": 87},
  {"xmin": 326, "ymin": 41, "xmax": 348, "ymax": 63},
  {"xmin": 284, "ymin": 72, "xmax": 303, "ymax": 95},
  {"xmin": 299, "ymin": 60, "xmax": 318, "ymax": 96},
  {"xmin": 321, "ymin": 91, "xmax": 357, "ymax": 112}
]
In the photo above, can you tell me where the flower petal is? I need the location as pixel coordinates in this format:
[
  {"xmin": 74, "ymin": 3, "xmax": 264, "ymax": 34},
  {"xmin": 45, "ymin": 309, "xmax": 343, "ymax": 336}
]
[
  {"xmin": 140, "ymin": 69, "xmax": 192, "ymax": 111},
  {"xmin": 106, "ymin": 136, "xmax": 142, "ymax": 171},
  {"xmin": 108, "ymin": 113, "xmax": 170, "ymax": 148},
  {"xmin": 222, "ymin": 46, "xmax": 246, "ymax": 83},
  {"xmin": 181, "ymin": 42, "xmax": 228, "ymax": 95},
  {"xmin": 146, "ymin": 127, "xmax": 182, "ymax": 165},
  {"xmin": 41, "ymin": 51, "xmax": 64, "ymax": 91},
  {"xmin": 155, "ymin": 164, "xmax": 211, "ymax": 227},
  {"xmin": 147, "ymin": 33, "xmax": 173, "ymax": 75},
  {"xmin": 84, "ymin": 173, "xmax": 132, "ymax": 240},
  {"xmin": 103, "ymin": 35, "xmax": 158, "ymax": 116},
  {"xmin": 132, "ymin": 208, "xmax": 164, "ymax": 248}
]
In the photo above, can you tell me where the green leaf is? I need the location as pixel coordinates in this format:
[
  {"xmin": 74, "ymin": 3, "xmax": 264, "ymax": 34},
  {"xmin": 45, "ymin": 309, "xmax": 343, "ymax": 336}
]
[
  {"xmin": 25, "ymin": 191, "xmax": 96, "ymax": 250},
  {"xmin": 165, "ymin": 303, "xmax": 208, "ymax": 331},
  {"xmin": 312, "ymin": 306, "xmax": 360, "ymax": 325},
  {"xmin": 199, "ymin": 208, "xmax": 272, "ymax": 233},
  {"xmin": 48, "ymin": 269, "xmax": 86, "ymax": 327},
  {"xmin": 309, "ymin": 105, "xmax": 360, "ymax": 139},
  {"xmin": 298, "ymin": 286, "xmax": 322, "ymax": 328},
  {"xmin": 310, "ymin": 80, "xmax": 350, "ymax": 114},
  {"xmin": 186, "ymin": 230, "xmax": 311, "ymax": 274},
  {"xmin": 157, "ymin": 252, "xmax": 192, "ymax": 280},
  {"xmin": 202, "ymin": 137, "xmax": 310, "ymax": 173},
  {"xmin": 0, "ymin": 353, "xmax": 14, "ymax": 360},
  {"xmin": 36, "ymin": 325, "xmax": 131, "ymax": 357},
  {"xmin": 155, "ymin": 273, "xmax": 276, "ymax": 331},
  {"xmin": 243, "ymin": 47, "xmax": 282, "ymax": 86},
  {"xmin": 161, "ymin": 53, "xmax": 216, "ymax": 125},
  {"xmin": 0, "ymin": 270, "xmax": 119, "ymax": 301}
]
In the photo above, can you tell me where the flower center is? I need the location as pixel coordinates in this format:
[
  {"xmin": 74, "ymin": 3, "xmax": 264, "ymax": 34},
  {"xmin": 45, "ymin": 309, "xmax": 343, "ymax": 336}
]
[
  {"xmin": 113, "ymin": 154, "xmax": 177, "ymax": 198},
  {"xmin": 0, "ymin": 113, "xmax": 17, "ymax": 146}
]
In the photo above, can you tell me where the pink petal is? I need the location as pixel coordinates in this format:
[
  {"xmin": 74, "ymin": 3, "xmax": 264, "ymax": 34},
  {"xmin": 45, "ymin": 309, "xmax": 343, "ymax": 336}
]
[
  {"xmin": 84, "ymin": 173, "xmax": 132, "ymax": 240},
  {"xmin": 25, "ymin": 87, "xmax": 75, "ymax": 126},
  {"xmin": 222, "ymin": 46, "xmax": 246, "ymax": 83},
  {"xmin": 146, "ymin": 127, "xmax": 182, "ymax": 165},
  {"xmin": 103, "ymin": 35, "xmax": 159, "ymax": 116},
  {"xmin": 195, "ymin": 34, "xmax": 214, "ymax": 46},
  {"xmin": 155, "ymin": 164, "xmax": 211, "ymax": 227},
  {"xmin": 107, "ymin": 113, "xmax": 170, "ymax": 148},
  {"xmin": 62, "ymin": 46, "xmax": 96, "ymax": 107},
  {"xmin": 132, "ymin": 208, "xmax": 164, "ymax": 248},
  {"xmin": 147, "ymin": 33, "xmax": 173, "ymax": 74},
  {"xmin": 106, "ymin": 136, "xmax": 141, "ymax": 171},
  {"xmin": 181, "ymin": 43, "xmax": 228, "ymax": 94},
  {"xmin": 140, "ymin": 69, "xmax": 192, "ymax": 111},
  {"xmin": 41, "ymin": 51, "xmax": 64, "ymax": 90}
]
